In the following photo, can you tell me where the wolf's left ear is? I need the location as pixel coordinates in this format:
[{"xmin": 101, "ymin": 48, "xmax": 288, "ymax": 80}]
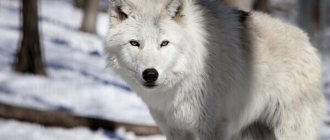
[
  {"xmin": 109, "ymin": 0, "xmax": 134, "ymax": 22},
  {"xmin": 166, "ymin": 0, "xmax": 186, "ymax": 20}
]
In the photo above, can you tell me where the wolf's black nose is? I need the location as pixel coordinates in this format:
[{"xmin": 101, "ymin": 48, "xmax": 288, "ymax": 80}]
[{"xmin": 142, "ymin": 68, "xmax": 158, "ymax": 83}]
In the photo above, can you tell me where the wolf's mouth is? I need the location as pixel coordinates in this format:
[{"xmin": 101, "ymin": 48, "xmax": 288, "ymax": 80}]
[{"xmin": 143, "ymin": 82, "xmax": 157, "ymax": 88}]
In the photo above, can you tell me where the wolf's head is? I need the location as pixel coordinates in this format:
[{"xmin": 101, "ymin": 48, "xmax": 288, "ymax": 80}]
[{"xmin": 105, "ymin": 0, "xmax": 207, "ymax": 91}]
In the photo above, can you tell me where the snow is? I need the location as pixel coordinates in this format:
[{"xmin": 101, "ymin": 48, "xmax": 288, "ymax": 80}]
[
  {"xmin": 0, "ymin": 0, "xmax": 162, "ymax": 139},
  {"xmin": 0, "ymin": 119, "xmax": 115, "ymax": 140},
  {"xmin": 0, "ymin": 119, "xmax": 165, "ymax": 140},
  {"xmin": 0, "ymin": 0, "xmax": 155, "ymax": 126},
  {"xmin": 0, "ymin": 0, "xmax": 329, "ymax": 139}
]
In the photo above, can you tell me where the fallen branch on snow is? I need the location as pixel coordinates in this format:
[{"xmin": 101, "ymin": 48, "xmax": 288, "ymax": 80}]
[{"xmin": 0, "ymin": 102, "xmax": 161, "ymax": 136}]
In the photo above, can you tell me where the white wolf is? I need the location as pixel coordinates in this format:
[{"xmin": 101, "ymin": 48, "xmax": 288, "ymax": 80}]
[{"xmin": 105, "ymin": 0, "xmax": 326, "ymax": 139}]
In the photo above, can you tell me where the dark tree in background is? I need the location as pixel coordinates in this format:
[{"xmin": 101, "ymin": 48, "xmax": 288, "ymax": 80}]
[
  {"xmin": 74, "ymin": 0, "xmax": 84, "ymax": 9},
  {"xmin": 80, "ymin": 0, "xmax": 99, "ymax": 34},
  {"xmin": 320, "ymin": 0, "xmax": 328, "ymax": 49},
  {"xmin": 254, "ymin": 0, "xmax": 270, "ymax": 13},
  {"xmin": 298, "ymin": 0, "xmax": 328, "ymax": 50},
  {"xmin": 220, "ymin": 0, "xmax": 269, "ymax": 13},
  {"xmin": 298, "ymin": 0, "xmax": 320, "ymax": 48},
  {"xmin": 222, "ymin": 0, "xmax": 254, "ymax": 11},
  {"xmin": 13, "ymin": 0, "xmax": 47, "ymax": 76}
]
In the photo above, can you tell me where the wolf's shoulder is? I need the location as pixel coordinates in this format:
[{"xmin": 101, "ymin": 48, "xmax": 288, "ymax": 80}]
[
  {"xmin": 247, "ymin": 12, "xmax": 309, "ymax": 44},
  {"xmin": 246, "ymin": 12, "xmax": 317, "ymax": 60}
]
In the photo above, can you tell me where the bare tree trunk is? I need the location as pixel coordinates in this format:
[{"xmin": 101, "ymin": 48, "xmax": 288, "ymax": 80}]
[
  {"xmin": 222, "ymin": 0, "xmax": 255, "ymax": 12},
  {"xmin": 320, "ymin": 0, "xmax": 328, "ymax": 50},
  {"xmin": 298, "ymin": 0, "xmax": 322, "ymax": 49},
  {"xmin": 253, "ymin": 0, "xmax": 270, "ymax": 13},
  {"xmin": 74, "ymin": 0, "xmax": 84, "ymax": 9},
  {"xmin": 13, "ymin": 0, "xmax": 47, "ymax": 76},
  {"xmin": 80, "ymin": 0, "xmax": 99, "ymax": 34}
]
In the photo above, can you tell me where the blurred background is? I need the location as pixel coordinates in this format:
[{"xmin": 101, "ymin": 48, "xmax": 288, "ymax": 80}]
[{"xmin": 0, "ymin": 0, "xmax": 329, "ymax": 140}]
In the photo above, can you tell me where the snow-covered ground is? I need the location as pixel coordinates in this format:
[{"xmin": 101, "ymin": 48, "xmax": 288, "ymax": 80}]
[
  {"xmin": 0, "ymin": 0, "xmax": 156, "ymax": 125},
  {"xmin": 0, "ymin": 0, "xmax": 329, "ymax": 140},
  {"xmin": 0, "ymin": 0, "xmax": 162, "ymax": 139},
  {"xmin": 0, "ymin": 119, "xmax": 165, "ymax": 140}
]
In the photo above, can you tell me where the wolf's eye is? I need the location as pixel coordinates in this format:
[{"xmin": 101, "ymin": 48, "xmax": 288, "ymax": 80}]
[
  {"xmin": 160, "ymin": 40, "xmax": 170, "ymax": 47},
  {"xmin": 129, "ymin": 40, "xmax": 140, "ymax": 47}
]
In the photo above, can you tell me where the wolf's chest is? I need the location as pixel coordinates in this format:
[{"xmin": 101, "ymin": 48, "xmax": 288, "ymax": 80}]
[{"xmin": 163, "ymin": 99, "xmax": 203, "ymax": 129}]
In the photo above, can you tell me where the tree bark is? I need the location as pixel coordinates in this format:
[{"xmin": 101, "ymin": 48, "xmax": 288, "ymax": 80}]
[
  {"xmin": 222, "ymin": 0, "xmax": 255, "ymax": 12},
  {"xmin": 320, "ymin": 0, "xmax": 328, "ymax": 50},
  {"xmin": 80, "ymin": 0, "xmax": 99, "ymax": 34},
  {"xmin": 74, "ymin": 0, "xmax": 84, "ymax": 9},
  {"xmin": 298, "ymin": 0, "xmax": 322, "ymax": 49},
  {"xmin": 0, "ymin": 102, "xmax": 161, "ymax": 136},
  {"xmin": 253, "ymin": 0, "xmax": 270, "ymax": 13},
  {"xmin": 13, "ymin": 0, "xmax": 47, "ymax": 76}
]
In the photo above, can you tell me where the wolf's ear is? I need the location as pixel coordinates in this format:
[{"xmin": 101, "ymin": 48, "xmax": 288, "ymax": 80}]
[
  {"xmin": 166, "ymin": 0, "xmax": 185, "ymax": 20},
  {"xmin": 109, "ymin": 0, "xmax": 134, "ymax": 22}
]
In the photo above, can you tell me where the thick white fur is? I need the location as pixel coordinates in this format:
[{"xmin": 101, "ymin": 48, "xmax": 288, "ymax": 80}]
[{"xmin": 105, "ymin": 0, "xmax": 326, "ymax": 139}]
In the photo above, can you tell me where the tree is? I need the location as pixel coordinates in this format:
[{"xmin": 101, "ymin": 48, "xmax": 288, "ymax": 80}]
[
  {"xmin": 74, "ymin": 0, "xmax": 84, "ymax": 9},
  {"xmin": 222, "ymin": 0, "xmax": 269, "ymax": 13},
  {"xmin": 222, "ymin": 0, "xmax": 255, "ymax": 12},
  {"xmin": 298, "ymin": 0, "xmax": 325, "ymax": 50},
  {"xmin": 253, "ymin": 0, "xmax": 270, "ymax": 13},
  {"xmin": 319, "ymin": 0, "xmax": 328, "ymax": 50},
  {"xmin": 80, "ymin": 0, "xmax": 99, "ymax": 34},
  {"xmin": 13, "ymin": 0, "xmax": 47, "ymax": 76}
]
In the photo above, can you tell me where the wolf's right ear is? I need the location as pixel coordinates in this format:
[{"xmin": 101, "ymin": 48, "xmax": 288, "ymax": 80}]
[
  {"xmin": 166, "ymin": 0, "xmax": 186, "ymax": 21},
  {"xmin": 109, "ymin": 0, "xmax": 134, "ymax": 22}
]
